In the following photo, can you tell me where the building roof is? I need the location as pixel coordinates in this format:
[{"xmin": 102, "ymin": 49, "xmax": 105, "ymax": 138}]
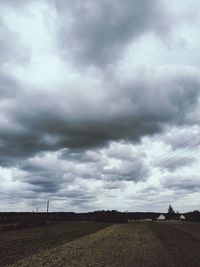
[{"xmin": 157, "ymin": 214, "xmax": 165, "ymax": 220}]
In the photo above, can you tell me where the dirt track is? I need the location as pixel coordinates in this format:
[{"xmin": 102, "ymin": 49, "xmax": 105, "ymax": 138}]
[{"xmin": 9, "ymin": 222, "xmax": 200, "ymax": 267}]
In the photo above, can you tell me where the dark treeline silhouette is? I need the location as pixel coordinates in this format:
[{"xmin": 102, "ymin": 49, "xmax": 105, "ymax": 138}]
[{"xmin": 0, "ymin": 210, "xmax": 200, "ymax": 229}]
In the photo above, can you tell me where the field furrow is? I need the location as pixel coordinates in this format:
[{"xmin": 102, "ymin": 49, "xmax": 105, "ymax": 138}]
[
  {"xmin": 11, "ymin": 223, "xmax": 169, "ymax": 267},
  {"xmin": 3, "ymin": 222, "xmax": 200, "ymax": 267}
]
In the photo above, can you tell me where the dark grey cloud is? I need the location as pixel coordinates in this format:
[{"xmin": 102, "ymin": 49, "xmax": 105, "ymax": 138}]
[
  {"xmin": 0, "ymin": 71, "xmax": 21, "ymax": 99},
  {"xmin": 15, "ymin": 168, "xmax": 63, "ymax": 194},
  {"xmin": 103, "ymin": 160, "xmax": 148, "ymax": 182},
  {"xmin": 16, "ymin": 154, "xmax": 102, "ymax": 195},
  {"xmin": 59, "ymin": 148, "xmax": 103, "ymax": 163},
  {"xmin": 0, "ymin": 130, "xmax": 54, "ymax": 167},
  {"xmin": 53, "ymin": 0, "xmax": 169, "ymax": 67},
  {"xmin": 65, "ymin": 190, "xmax": 99, "ymax": 207},
  {"xmin": 0, "ymin": 13, "xmax": 30, "ymax": 167},
  {"xmin": 0, "ymin": 18, "xmax": 29, "ymax": 108},
  {"xmin": 9, "ymin": 141, "xmax": 148, "ymax": 198},
  {"xmin": 28, "ymin": 179, "xmax": 60, "ymax": 193},
  {"xmin": 0, "ymin": 0, "xmax": 200, "ymax": 211},
  {"xmin": 52, "ymin": 184, "xmax": 105, "ymax": 210},
  {"xmin": 161, "ymin": 175, "xmax": 200, "ymax": 192},
  {"xmin": 0, "ymin": 175, "xmax": 100, "ymax": 211},
  {"xmin": 0, "ymin": 189, "xmax": 37, "ymax": 204},
  {"xmin": 0, "ymin": 68, "xmax": 199, "ymax": 167}
]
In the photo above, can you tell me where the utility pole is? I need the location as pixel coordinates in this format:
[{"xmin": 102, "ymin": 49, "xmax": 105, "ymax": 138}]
[
  {"xmin": 45, "ymin": 200, "xmax": 49, "ymax": 234},
  {"xmin": 47, "ymin": 200, "xmax": 49, "ymax": 213}
]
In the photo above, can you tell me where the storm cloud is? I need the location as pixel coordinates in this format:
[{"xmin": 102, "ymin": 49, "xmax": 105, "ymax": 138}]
[
  {"xmin": 0, "ymin": 66, "xmax": 199, "ymax": 167},
  {"xmin": 0, "ymin": 0, "xmax": 200, "ymax": 212},
  {"xmin": 161, "ymin": 175, "xmax": 200, "ymax": 193},
  {"xmin": 53, "ymin": 0, "xmax": 170, "ymax": 67}
]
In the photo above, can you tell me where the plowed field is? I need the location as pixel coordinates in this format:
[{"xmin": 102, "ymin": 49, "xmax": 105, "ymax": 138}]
[{"xmin": 3, "ymin": 222, "xmax": 200, "ymax": 267}]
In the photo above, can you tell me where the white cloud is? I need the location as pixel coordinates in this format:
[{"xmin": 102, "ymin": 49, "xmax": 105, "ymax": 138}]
[{"xmin": 0, "ymin": 0, "xmax": 199, "ymax": 212}]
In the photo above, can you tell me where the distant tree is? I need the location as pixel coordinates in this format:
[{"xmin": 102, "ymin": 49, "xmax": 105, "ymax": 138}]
[{"xmin": 168, "ymin": 204, "xmax": 175, "ymax": 214}]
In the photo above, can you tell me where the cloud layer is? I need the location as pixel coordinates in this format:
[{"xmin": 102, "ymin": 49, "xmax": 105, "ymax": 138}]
[
  {"xmin": 0, "ymin": 0, "xmax": 200, "ymax": 212},
  {"xmin": 54, "ymin": 0, "xmax": 170, "ymax": 67}
]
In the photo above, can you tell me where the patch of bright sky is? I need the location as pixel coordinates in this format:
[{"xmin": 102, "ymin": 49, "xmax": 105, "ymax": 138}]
[
  {"xmin": 117, "ymin": 33, "xmax": 199, "ymax": 82},
  {"xmin": 0, "ymin": 167, "xmax": 26, "ymax": 207},
  {"xmin": 1, "ymin": 1, "xmax": 105, "ymax": 93},
  {"xmin": 1, "ymin": 1, "xmax": 74, "ymax": 88},
  {"xmin": 0, "ymin": 167, "xmax": 12, "ymax": 190},
  {"xmin": 115, "ymin": 4, "xmax": 200, "ymax": 80}
]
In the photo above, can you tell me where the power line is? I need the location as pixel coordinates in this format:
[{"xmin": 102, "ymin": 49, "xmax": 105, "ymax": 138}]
[
  {"xmin": 146, "ymin": 147, "xmax": 200, "ymax": 179},
  {"xmin": 131, "ymin": 137, "xmax": 200, "ymax": 180},
  {"xmin": 153, "ymin": 138, "xmax": 200, "ymax": 167},
  {"xmin": 145, "ymin": 126, "xmax": 199, "ymax": 165}
]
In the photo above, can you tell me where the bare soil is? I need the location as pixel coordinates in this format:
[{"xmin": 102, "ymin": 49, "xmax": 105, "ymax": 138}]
[
  {"xmin": 0, "ymin": 221, "xmax": 111, "ymax": 266},
  {"xmin": 149, "ymin": 222, "xmax": 200, "ymax": 267},
  {"xmin": 3, "ymin": 221, "xmax": 200, "ymax": 267}
]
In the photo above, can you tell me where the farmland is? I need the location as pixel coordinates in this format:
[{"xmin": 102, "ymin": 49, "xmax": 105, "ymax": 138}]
[
  {"xmin": 1, "ymin": 221, "xmax": 200, "ymax": 267},
  {"xmin": 0, "ymin": 221, "xmax": 111, "ymax": 266}
]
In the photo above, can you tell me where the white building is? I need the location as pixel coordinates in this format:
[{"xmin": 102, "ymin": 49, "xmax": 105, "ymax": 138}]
[
  {"xmin": 157, "ymin": 214, "xmax": 165, "ymax": 220},
  {"xmin": 180, "ymin": 215, "xmax": 186, "ymax": 220}
]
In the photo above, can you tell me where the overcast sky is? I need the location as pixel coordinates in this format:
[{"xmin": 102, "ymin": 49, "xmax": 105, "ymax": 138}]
[{"xmin": 0, "ymin": 0, "xmax": 200, "ymax": 213}]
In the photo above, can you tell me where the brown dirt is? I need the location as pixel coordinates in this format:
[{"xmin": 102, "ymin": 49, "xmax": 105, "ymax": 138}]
[
  {"xmin": 0, "ymin": 221, "xmax": 111, "ymax": 266},
  {"xmin": 149, "ymin": 222, "xmax": 200, "ymax": 267},
  {"xmin": 5, "ymin": 222, "xmax": 200, "ymax": 267}
]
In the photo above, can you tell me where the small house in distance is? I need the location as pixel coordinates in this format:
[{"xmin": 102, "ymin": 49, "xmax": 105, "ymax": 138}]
[
  {"xmin": 157, "ymin": 214, "xmax": 165, "ymax": 221},
  {"xmin": 180, "ymin": 215, "xmax": 186, "ymax": 220}
]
